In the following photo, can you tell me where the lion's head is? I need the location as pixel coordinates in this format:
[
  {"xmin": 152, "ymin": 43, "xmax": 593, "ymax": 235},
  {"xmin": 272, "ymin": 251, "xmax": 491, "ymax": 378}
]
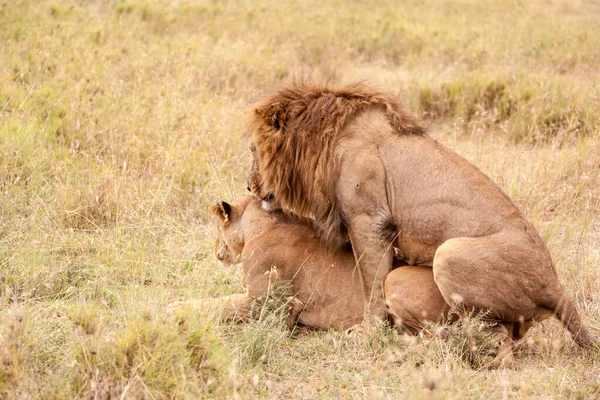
[
  {"xmin": 209, "ymin": 196, "xmax": 252, "ymax": 267},
  {"xmin": 246, "ymin": 143, "xmax": 279, "ymax": 211},
  {"xmin": 246, "ymin": 80, "xmax": 425, "ymax": 248}
]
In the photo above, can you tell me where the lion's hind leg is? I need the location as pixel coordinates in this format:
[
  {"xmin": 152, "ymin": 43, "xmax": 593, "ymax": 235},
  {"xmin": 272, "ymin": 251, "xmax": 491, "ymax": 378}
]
[
  {"xmin": 432, "ymin": 236, "xmax": 545, "ymax": 325},
  {"xmin": 431, "ymin": 235, "xmax": 558, "ymax": 365}
]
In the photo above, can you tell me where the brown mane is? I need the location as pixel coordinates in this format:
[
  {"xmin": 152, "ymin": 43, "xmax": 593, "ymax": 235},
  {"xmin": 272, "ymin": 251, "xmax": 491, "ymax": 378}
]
[{"xmin": 247, "ymin": 79, "xmax": 426, "ymax": 248}]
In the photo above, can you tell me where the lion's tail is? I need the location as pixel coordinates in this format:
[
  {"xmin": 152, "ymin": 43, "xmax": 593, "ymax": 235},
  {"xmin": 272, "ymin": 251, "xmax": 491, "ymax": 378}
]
[{"xmin": 549, "ymin": 293, "xmax": 598, "ymax": 349}]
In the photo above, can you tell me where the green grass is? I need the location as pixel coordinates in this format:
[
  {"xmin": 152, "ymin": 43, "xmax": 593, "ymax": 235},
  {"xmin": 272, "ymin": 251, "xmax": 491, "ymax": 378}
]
[{"xmin": 1, "ymin": 0, "xmax": 599, "ymax": 398}]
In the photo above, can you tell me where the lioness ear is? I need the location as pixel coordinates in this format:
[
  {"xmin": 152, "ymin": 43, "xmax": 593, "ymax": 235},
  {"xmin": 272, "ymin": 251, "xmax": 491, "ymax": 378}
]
[
  {"xmin": 209, "ymin": 201, "xmax": 231, "ymax": 225},
  {"xmin": 259, "ymin": 102, "xmax": 286, "ymax": 132}
]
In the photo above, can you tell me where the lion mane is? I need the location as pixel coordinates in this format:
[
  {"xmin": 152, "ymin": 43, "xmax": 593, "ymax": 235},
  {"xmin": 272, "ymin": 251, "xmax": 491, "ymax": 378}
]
[{"xmin": 248, "ymin": 80, "xmax": 426, "ymax": 248}]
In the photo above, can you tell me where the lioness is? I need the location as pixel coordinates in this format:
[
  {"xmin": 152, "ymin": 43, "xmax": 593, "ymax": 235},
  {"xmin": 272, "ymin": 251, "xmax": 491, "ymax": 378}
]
[
  {"xmin": 172, "ymin": 196, "xmax": 449, "ymax": 333},
  {"xmin": 247, "ymin": 81, "xmax": 596, "ymax": 347}
]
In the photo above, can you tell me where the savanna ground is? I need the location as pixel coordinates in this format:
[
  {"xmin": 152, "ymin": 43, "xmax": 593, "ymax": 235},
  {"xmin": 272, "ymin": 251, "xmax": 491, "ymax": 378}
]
[{"xmin": 1, "ymin": 0, "xmax": 600, "ymax": 398}]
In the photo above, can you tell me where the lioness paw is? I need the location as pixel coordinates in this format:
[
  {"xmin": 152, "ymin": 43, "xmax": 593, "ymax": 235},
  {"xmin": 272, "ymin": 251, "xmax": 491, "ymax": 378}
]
[
  {"xmin": 166, "ymin": 300, "xmax": 187, "ymax": 314},
  {"xmin": 167, "ymin": 299, "xmax": 218, "ymax": 315}
]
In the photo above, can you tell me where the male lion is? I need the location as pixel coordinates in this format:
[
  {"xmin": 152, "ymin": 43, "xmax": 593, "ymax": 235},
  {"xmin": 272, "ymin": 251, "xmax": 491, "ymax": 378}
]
[
  {"xmin": 169, "ymin": 196, "xmax": 450, "ymax": 333},
  {"xmin": 246, "ymin": 80, "xmax": 596, "ymax": 347}
]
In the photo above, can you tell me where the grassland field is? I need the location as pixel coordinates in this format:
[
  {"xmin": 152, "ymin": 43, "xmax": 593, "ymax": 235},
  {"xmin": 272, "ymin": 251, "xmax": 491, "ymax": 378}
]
[{"xmin": 1, "ymin": 0, "xmax": 600, "ymax": 398}]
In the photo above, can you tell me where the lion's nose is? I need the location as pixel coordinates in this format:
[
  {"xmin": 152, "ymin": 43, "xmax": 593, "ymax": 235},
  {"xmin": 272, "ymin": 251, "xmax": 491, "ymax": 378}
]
[{"xmin": 217, "ymin": 253, "xmax": 224, "ymax": 261}]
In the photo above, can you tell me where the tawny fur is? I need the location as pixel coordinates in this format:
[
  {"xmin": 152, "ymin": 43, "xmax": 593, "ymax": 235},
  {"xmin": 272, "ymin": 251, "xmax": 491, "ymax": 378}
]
[
  {"xmin": 246, "ymin": 80, "xmax": 597, "ymax": 347},
  {"xmin": 171, "ymin": 196, "xmax": 449, "ymax": 332},
  {"xmin": 247, "ymin": 79, "xmax": 426, "ymax": 248},
  {"xmin": 171, "ymin": 197, "xmax": 559, "ymax": 348}
]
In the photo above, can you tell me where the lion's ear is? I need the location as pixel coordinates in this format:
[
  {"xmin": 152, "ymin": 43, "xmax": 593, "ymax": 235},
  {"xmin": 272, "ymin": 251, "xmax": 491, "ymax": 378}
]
[
  {"xmin": 210, "ymin": 201, "xmax": 231, "ymax": 225},
  {"xmin": 259, "ymin": 102, "xmax": 286, "ymax": 132}
]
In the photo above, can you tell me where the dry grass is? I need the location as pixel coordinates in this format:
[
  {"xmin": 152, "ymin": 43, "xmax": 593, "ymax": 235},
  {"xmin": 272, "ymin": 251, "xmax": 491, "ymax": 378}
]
[{"xmin": 1, "ymin": 0, "xmax": 599, "ymax": 398}]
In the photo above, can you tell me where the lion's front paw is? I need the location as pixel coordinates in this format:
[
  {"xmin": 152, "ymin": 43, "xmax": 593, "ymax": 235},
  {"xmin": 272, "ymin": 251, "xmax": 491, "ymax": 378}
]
[
  {"xmin": 345, "ymin": 322, "xmax": 369, "ymax": 336},
  {"xmin": 346, "ymin": 317, "xmax": 388, "ymax": 336}
]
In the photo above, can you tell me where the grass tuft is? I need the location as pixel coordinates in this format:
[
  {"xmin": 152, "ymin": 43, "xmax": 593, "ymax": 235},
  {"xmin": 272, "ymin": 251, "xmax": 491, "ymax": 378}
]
[
  {"xmin": 70, "ymin": 309, "xmax": 226, "ymax": 399},
  {"xmin": 235, "ymin": 280, "xmax": 295, "ymax": 368}
]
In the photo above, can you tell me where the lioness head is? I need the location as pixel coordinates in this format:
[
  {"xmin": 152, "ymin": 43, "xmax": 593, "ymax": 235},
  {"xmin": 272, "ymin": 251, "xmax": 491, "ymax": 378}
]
[{"xmin": 209, "ymin": 196, "xmax": 252, "ymax": 267}]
